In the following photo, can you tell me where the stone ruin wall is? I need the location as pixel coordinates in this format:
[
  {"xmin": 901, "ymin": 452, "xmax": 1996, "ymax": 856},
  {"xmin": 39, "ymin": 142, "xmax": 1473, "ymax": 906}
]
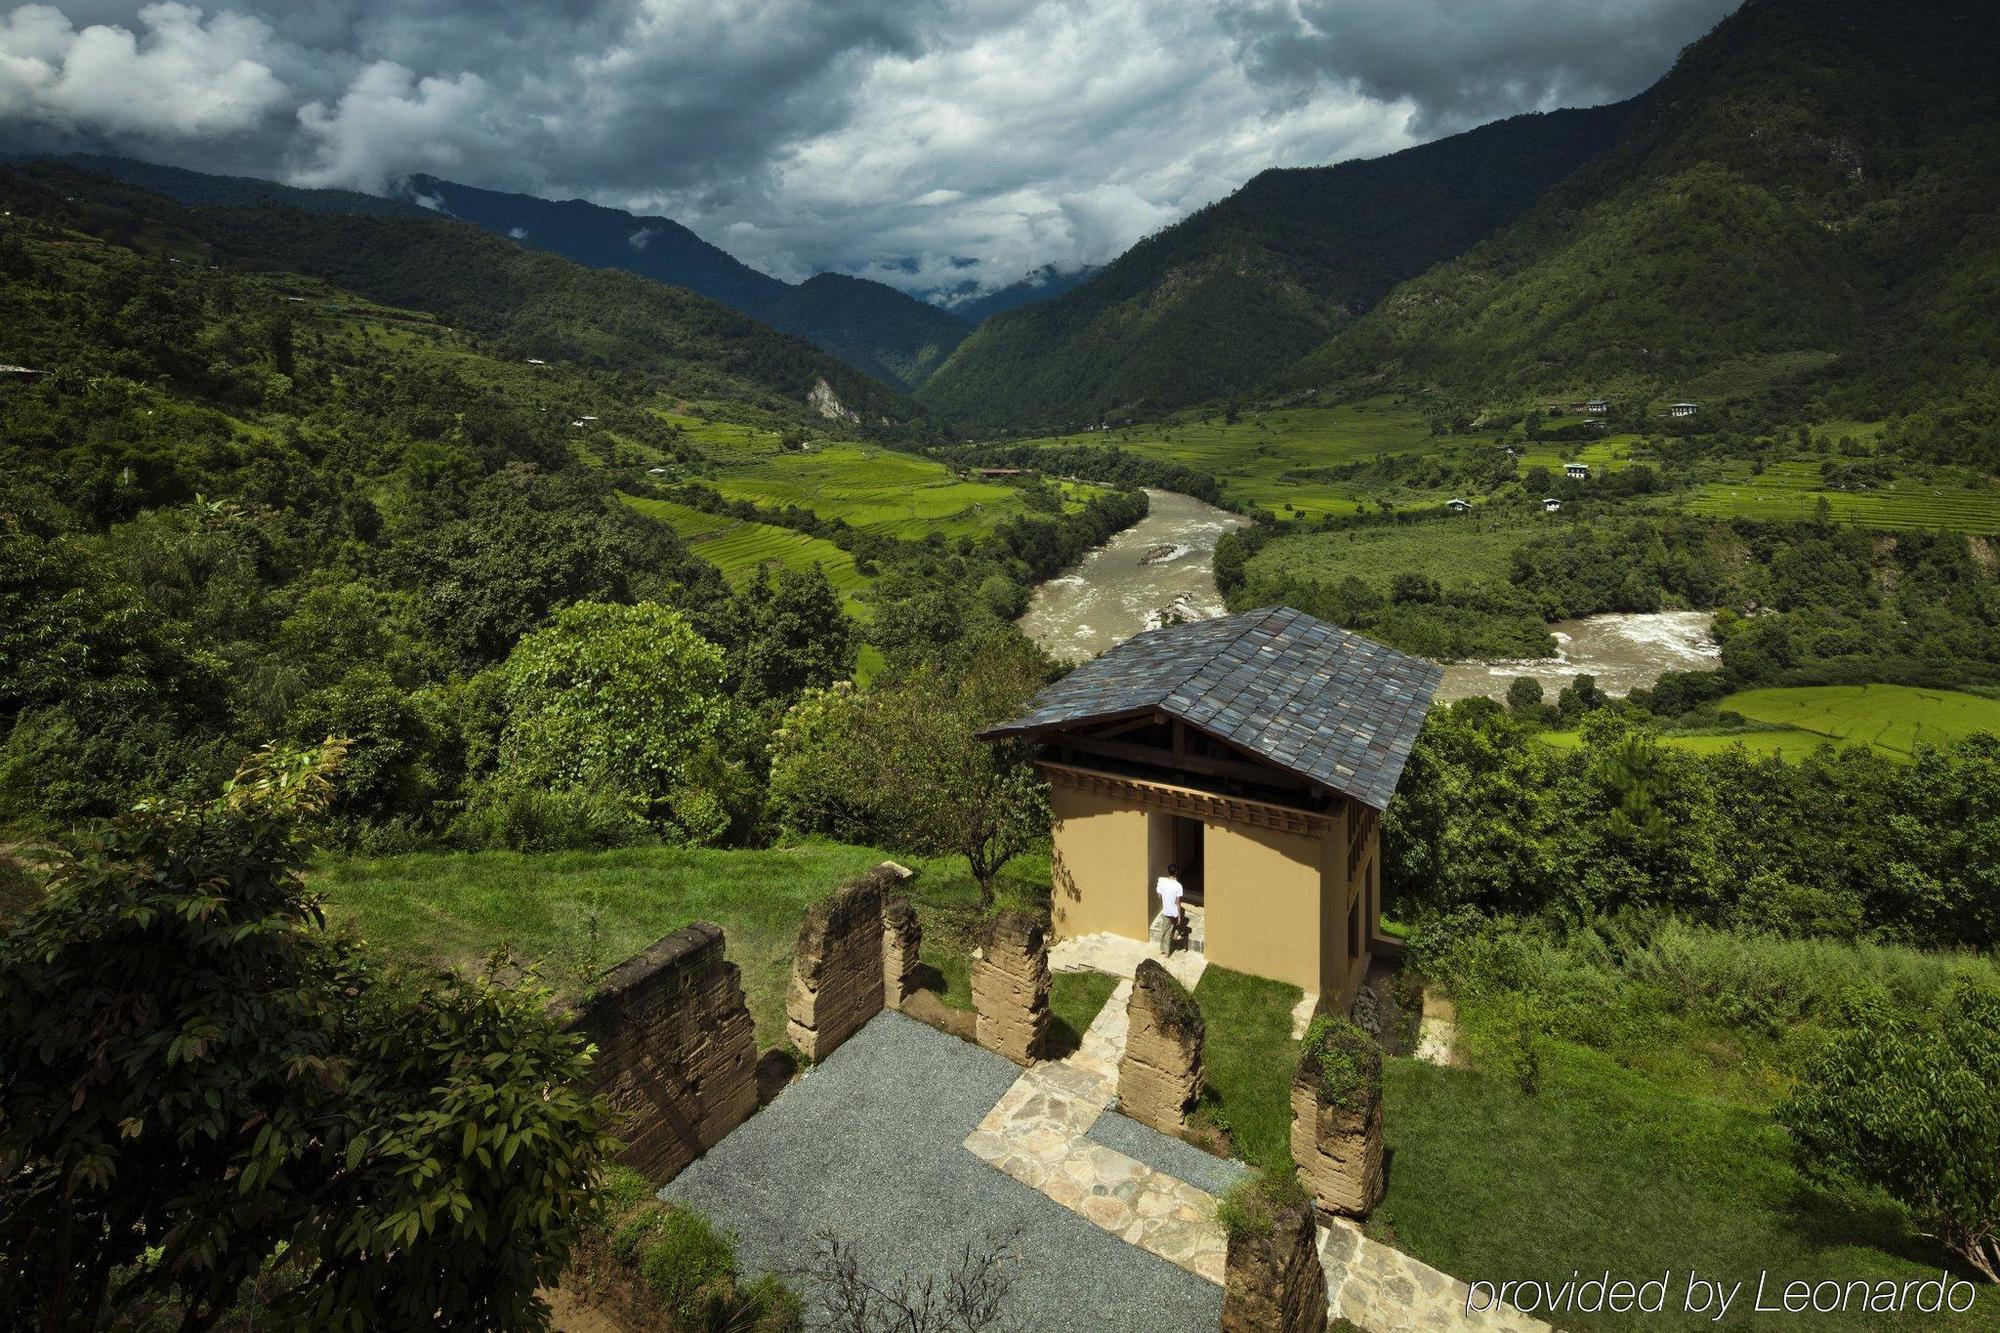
[
  {"xmin": 972, "ymin": 910, "xmax": 1049, "ymax": 1064},
  {"xmin": 786, "ymin": 863, "xmax": 922, "ymax": 1063},
  {"xmin": 1291, "ymin": 1062, "xmax": 1385, "ymax": 1220},
  {"xmin": 1117, "ymin": 957, "xmax": 1204, "ymax": 1136},
  {"xmin": 1220, "ymin": 1199, "xmax": 1329, "ymax": 1333},
  {"xmin": 567, "ymin": 921, "xmax": 759, "ymax": 1182}
]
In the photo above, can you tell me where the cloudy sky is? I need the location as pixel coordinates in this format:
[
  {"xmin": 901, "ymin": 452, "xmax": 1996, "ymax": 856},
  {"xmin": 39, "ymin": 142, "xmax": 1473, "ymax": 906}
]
[{"xmin": 0, "ymin": 0, "xmax": 1737, "ymax": 300}]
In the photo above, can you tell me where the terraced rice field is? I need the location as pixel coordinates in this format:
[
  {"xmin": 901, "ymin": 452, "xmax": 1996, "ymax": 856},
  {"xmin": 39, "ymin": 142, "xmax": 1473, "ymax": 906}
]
[
  {"xmin": 1718, "ymin": 684, "xmax": 2000, "ymax": 758},
  {"xmin": 1683, "ymin": 461, "xmax": 2000, "ymax": 533},
  {"xmin": 1017, "ymin": 399, "xmax": 1452, "ymax": 519},
  {"xmin": 623, "ymin": 496, "xmax": 867, "ymax": 598},
  {"xmin": 1535, "ymin": 729, "xmax": 1835, "ymax": 761},
  {"xmin": 704, "ymin": 442, "xmax": 1044, "ymax": 539},
  {"xmin": 1536, "ymin": 684, "xmax": 2000, "ymax": 762}
]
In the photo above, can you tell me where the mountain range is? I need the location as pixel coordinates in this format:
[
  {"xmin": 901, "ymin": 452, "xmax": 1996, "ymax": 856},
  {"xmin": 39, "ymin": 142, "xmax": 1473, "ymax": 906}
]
[{"xmin": 924, "ymin": 0, "xmax": 2000, "ymax": 428}]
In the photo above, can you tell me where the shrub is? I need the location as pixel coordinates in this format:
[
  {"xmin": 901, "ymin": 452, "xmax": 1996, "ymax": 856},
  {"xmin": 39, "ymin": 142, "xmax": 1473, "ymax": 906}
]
[
  {"xmin": 450, "ymin": 779, "xmax": 655, "ymax": 852},
  {"xmin": 1215, "ymin": 1168, "xmax": 1309, "ymax": 1242},
  {"xmin": 1299, "ymin": 1015, "xmax": 1381, "ymax": 1112},
  {"xmin": 1779, "ymin": 984, "xmax": 2000, "ymax": 1281}
]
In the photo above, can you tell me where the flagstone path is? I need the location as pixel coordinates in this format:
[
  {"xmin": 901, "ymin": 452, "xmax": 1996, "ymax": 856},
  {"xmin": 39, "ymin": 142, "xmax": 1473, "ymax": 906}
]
[{"xmin": 968, "ymin": 940, "xmax": 1554, "ymax": 1331}]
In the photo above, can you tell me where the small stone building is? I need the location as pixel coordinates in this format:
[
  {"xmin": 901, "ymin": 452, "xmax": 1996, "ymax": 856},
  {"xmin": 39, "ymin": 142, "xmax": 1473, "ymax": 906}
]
[{"xmin": 983, "ymin": 607, "xmax": 1440, "ymax": 1008}]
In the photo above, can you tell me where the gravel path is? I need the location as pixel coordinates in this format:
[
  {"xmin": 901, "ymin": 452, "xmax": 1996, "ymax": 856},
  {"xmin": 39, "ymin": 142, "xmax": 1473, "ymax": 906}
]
[
  {"xmin": 1084, "ymin": 1108, "xmax": 1249, "ymax": 1198},
  {"xmin": 662, "ymin": 1011, "xmax": 1223, "ymax": 1332}
]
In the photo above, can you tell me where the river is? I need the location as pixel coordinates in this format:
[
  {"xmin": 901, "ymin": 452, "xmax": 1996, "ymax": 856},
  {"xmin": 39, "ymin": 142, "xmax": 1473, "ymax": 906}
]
[
  {"xmin": 1017, "ymin": 488, "xmax": 1249, "ymax": 661},
  {"xmin": 1432, "ymin": 611, "xmax": 1721, "ymax": 703},
  {"xmin": 1020, "ymin": 491, "xmax": 1721, "ymax": 698}
]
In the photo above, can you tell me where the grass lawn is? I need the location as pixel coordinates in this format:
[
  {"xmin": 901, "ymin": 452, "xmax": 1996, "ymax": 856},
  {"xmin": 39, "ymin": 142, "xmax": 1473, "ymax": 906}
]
[
  {"xmin": 1046, "ymin": 971, "xmax": 1122, "ymax": 1060},
  {"xmin": 1191, "ymin": 965, "xmax": 1304, "ymax": 1174},
  {"xmin": 1374, "ymin": 1042, "xmax": 1986, "ymax": 1331},
  {"xmin": 315, "ymin": 843, "xmax": 1051, "ymax": 1051}
]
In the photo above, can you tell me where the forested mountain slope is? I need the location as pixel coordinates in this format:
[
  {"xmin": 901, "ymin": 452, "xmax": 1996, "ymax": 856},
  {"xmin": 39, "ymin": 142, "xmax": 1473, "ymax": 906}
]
[
  {"xmin": 399, "ymin": 174, "xmax": 969, "ymax": 392},
  {"xmin": 11, "ymin": 162, "xmax": 913, "ymax": 425},
  {"xmin": 916, "ymin": 102, "xmax": 1634, "ymax": 428},
  {"xmin": 1288, "ymin": 0, "xmax": 2000, "ymax": 419}
]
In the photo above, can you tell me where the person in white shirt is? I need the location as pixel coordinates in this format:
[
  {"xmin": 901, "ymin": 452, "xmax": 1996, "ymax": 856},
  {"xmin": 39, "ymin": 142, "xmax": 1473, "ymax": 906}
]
[{"xmin": 1155, "ymin": 863, "xmax": 1188, "ymax": 956}]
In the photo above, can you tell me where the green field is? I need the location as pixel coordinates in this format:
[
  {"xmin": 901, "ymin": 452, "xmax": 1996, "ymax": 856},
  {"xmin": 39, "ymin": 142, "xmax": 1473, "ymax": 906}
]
[
  {"xmin": 1684, "ymin": 460, "xmax": 2000, "ymax": 533},
  {"xmin": 1535, "ymin": 684, "xmax": 2000, "ymax": 762},
  {"xmin": 622, "ymin": 496, "xmax": 872, "ymax": 606},
  {"xmin": 1719, "ymin": 684, "xmax": 2000, "ymax": 757},
  {"xmin": 1536, "ymin": 729, "xmax": 1837, "ymax": 761},
  {"xmin": 1513, "ymin": 432, "xmax": 1649, "ymax": 478},
  {"xmin": 1244, "ymin": 514, "xmax": 1540, "ymax": 592},
  {"xmin": 1018, "ymin": 399, "xmax": 1453, "ymax": 519},
  {"xmin": 704, "ymin": 441, "xmax": 1054, "ymax": 539}
]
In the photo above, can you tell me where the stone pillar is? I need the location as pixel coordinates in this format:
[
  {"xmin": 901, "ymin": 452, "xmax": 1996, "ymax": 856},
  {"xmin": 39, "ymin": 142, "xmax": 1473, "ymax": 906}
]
[
  {"xmin": 1291, "ymin": 1017, "xmax": 1385, "ymax": 1219},
  {"xmin": 1117, "ymin": 958, "xmax": 1204, "ymax": 1135},
  {"xmin": 881, "ymin": 896, "xmax": 923, "ymax": 1011},
  {"xmin": 567, "ymin": 922, "xmax": 758, "ymax": 1181},
  {"xmin": 786, "ymin": 874, "xmax": 888, "ymax": 1062},
  {"xmin": 972, "ymin": 910, "xmax": 1049, "ymax": 1064},
  {"xmin": 1220, "ymin": 1199, "xmax": 1329, "ymax": 1333}
]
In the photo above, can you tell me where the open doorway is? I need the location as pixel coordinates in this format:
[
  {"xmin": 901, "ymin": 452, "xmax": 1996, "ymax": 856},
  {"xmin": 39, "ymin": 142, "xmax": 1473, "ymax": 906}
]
[{"xmin": 1169, "ymin": 815, "xmax": 1205, "ymax": 905}]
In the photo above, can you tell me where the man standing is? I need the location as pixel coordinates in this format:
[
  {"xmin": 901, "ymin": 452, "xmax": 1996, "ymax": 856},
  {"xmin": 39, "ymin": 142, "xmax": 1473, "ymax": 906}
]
[{"xmin": 1155, "ymin": 862, "xmax": 1188, "ymax": 956}]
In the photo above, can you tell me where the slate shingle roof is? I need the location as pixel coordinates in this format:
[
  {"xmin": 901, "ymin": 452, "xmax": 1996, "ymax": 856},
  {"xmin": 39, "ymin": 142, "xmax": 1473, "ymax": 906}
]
[{"xmin": 984, "ymin": 606, "xmax": 1443, "ymax": 811}]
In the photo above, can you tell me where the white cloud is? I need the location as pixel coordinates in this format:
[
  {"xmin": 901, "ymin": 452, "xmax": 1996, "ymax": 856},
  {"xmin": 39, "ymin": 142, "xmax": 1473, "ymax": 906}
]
[
  {"xmin": 0, "ymin": 0, "xmax": 1729, "ymax": 297},
  {"xmin": 628, "ymin": 225, "xmax": 659, "ymax": 249},
  {"xmin": 0, "ymin": 2, "xmax": 289, "ymax": 141}
]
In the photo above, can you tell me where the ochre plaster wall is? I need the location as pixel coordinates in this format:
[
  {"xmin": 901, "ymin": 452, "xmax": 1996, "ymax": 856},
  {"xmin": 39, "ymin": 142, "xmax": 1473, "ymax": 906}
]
[
  {"xmin": 1201, "ymin": 820, "xmax": 1330, "ymax": 996},
  {"xmin": 1048, "ymin": 783, "xmax": 1152, "ymax": 941}
]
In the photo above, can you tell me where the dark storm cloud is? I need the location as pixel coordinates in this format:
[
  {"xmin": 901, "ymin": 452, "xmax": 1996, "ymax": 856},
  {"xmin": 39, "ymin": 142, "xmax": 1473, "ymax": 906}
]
[
  {"xmin": 0, "ymin": 0, "xmax": 1736, "ymax": 297},
  {"xmin": 1222, "ymin": 0, "xmax": 1740, "ymax": 132}
]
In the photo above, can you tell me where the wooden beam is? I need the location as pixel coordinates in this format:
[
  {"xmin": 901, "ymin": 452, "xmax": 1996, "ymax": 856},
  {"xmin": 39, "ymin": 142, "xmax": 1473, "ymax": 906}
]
[{"xmin": 1050, "ymin": 732, "xmax": 1314, "ymax": 792}]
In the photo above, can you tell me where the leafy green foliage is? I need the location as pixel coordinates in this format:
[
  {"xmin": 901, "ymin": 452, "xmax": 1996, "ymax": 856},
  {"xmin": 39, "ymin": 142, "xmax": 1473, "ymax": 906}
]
[
  {"xmin": 0, "ymin": 743, "xmax": 613, "ymax": 1330},
  {"xmin": 769, "ymin": 633, "xmax": 1053, "ymax": 906},
  {"xmin": 498, "ymin": 602, "xmax": 733, "ymax": 841},
  {"xmin": 1389, "ymin": 703, "xmax": 2000, "ymax": 950},
  {"xmin": 1299, "ymin": 1015, "xmax": 1382, "ymax": 1112},
  {"xmin": 1780, "ymin": 984, "xmax": 2000, "ymax": 1281}
]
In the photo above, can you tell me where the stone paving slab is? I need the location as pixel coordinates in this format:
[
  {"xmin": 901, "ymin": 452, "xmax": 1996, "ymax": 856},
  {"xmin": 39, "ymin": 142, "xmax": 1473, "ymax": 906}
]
[
  {"xmin": 1049, "ymin": 931, "xmax": 1208, "ymax": 989},
  {"xmin": 1321, "ymin": 1219, "xmax": 1555, "ymax": 1333}
]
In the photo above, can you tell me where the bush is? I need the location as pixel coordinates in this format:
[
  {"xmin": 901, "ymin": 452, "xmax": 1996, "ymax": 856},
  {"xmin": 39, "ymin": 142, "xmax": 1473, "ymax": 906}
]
[
  {"xmin": 1215, "ymin": 1167, "xmax": 1309, "ymax": 1241},
  {"xmin": 1780, "ymin": 984, "xmax": 2000, "ymax": 1281},
  {"xmin": 450, "ymin": 779, "xmax": 656, "ymax": 852},
  {"xmin": 1299, "ymin": 1015, "xmax": 1381, "ymax": 1111}
]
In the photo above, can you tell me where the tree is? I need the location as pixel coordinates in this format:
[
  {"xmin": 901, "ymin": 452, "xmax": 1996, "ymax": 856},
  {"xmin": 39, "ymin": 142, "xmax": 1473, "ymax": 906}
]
[
  {"xmin": 770, "ymin": 633, "xmax": 1052, "ymax": 909},
  {"xmin": 740, "ymin": 565, "xmax": 856, "ymax": 704},
  {"xmin": 1779, "ymin": 985, "xmax": 2000, "ymax": 1281},
  {"xmin": 1504, "ymin": 676, "xmax": 1544, "ymax": 717},
  {"xmin": 497, "ymin": 601, "xmax": 734, "ymax": 841},
  {"xmin": 0, "ymin": 743, "xmax": 612, "ymax": 1330},
  {"xmin": 797, "ymin": 1226, "xmax": 1020, "ymax": 1332}
]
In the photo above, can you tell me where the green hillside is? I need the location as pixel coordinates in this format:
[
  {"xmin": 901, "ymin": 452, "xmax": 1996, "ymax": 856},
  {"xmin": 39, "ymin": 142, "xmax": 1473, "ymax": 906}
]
[
  {"xmin": 916, "ymin": 103, "xmax": 1632, "ymax": 427},
  {"xmin": 1288, "ymin": 0, "xmax": 2000, "ymax": 425},
  {"xmin": 11, "ymin": 161, "xmax": 914, "ymax": 426}
]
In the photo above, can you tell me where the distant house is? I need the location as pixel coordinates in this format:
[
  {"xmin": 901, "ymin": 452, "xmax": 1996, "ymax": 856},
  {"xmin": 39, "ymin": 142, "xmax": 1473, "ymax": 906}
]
[
  {"xmin": 1446, "ymin": 498, "xmax": 1471, "ymax": 513},
  {"xmin": 0, "ymin": 363, "xmax": 45, "ymax": 384},
  {"xmin": 1543, "ymin": 498, "xmax": 1562, "ymax": 512},
  {"xmin": 646, "ymin": 467, "xmax": 669, "ymax": 476},
  {"xmin": 525, "ymin": 357, "xmax": 547, "ymax": 365},
  {"xmin": 1564, "ymin": 462, "xmax": 1591, "ymax": 481},
  {"xmin": 580, "ymin": 415, "xmax": 599, "ymax": 421},
  {"xmin": 975, "ymin": 467, "xmax": 1029, "ymax": 479},
  {"xmin": 1584, "ymin": 399, "xmax": 1610, "ymax": 415},
  {"xmin": 1669, "ymin": 400, "xmax": 1699, "ymax": 418}
]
